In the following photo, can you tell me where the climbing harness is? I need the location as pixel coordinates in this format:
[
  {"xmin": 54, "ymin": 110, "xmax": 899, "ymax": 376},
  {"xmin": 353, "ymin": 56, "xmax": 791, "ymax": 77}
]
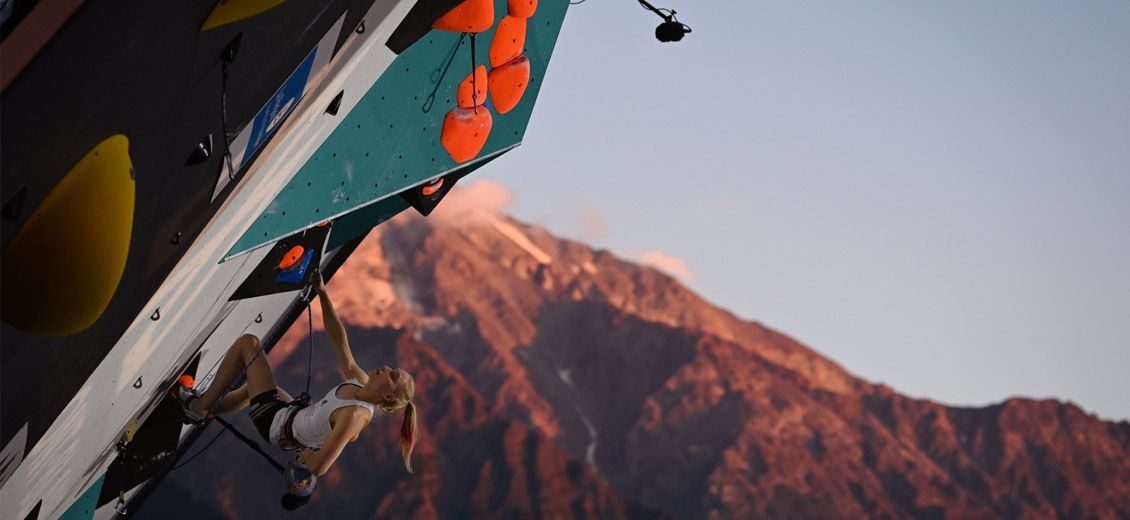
[{"xmin": 171, "ymin": 281, "xmax": 320, "ymax": 467}]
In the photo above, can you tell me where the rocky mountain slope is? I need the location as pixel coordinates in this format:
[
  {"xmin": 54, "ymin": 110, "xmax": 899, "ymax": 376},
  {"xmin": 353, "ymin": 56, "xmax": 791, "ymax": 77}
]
[{"xmin": 145, "ymin": 204, "xmax": 1130, "ymax": 519}]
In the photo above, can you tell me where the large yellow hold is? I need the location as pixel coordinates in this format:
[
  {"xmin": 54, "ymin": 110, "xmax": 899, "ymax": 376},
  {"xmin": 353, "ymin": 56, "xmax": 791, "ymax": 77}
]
[
  {"xmin": 201, "ymin": 0, "xmax": 287, "ymax": 31},
  {"xmin": 2, "ymin": 135, "xmax": 135, "ymax": 335}
]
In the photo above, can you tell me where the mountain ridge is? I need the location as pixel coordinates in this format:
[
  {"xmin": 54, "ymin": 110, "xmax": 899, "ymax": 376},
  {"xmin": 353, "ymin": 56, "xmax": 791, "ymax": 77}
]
[{"xmin": 151, "ymin": 208, "xmax": 1129, "ymax": 519}]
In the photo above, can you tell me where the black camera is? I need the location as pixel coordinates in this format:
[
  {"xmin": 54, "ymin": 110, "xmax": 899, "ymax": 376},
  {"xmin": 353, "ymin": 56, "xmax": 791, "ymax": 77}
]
[{"xmin": 655, "ymin": 20, "xmax": 690, "ymax": 42}]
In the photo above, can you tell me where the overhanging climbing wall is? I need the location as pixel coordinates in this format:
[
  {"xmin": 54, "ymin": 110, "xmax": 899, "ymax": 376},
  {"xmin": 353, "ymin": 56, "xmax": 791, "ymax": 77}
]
[{"xmin": 226, "ymin": 0, "xmax": 569, "ymax": 258}]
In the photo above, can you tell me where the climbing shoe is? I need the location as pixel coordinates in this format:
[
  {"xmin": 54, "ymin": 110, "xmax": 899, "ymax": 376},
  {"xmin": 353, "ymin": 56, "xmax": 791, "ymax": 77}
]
[{"xmin": 171, "ymin": 374, "xmax": 209, "ymax": 424}]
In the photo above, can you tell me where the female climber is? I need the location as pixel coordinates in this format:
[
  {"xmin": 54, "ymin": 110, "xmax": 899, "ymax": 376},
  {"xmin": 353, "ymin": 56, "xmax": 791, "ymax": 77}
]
[{"xmin": 177, "ymin": 275, "xmax": 418, "ymax": 482}]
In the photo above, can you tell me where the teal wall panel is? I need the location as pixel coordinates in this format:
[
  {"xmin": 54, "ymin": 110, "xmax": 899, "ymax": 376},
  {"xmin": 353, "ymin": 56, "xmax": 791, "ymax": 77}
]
[
  {"xmin": 325, "ymin": 151, "xmax": 500, "ymax": 251},
  {"xmin": 58, "ymin": 474, "xmax": 106, "ymax": 520},
  {"xmin": 326, "ymin": 196, "xmax": 410, "ymax": 252},
  {"xmin": 228, "ymin": 0, "xmax": 569, "ymax": 258}
]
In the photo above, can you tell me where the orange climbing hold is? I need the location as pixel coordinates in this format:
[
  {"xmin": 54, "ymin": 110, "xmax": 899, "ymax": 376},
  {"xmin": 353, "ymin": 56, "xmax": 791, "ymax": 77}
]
[
  {"xmin": 490, "ymin": 16, "xmax": 526, "ymax": 68},
  {"xmin": 170, "ymin": 374, "xmax": 196, "ymax": 398},
  {"xmin": 508, "ymin": 0, "xmax": 537, "ymax": 18},
  {"xmin": 432, "ymin": 0, "xmax": 494, "ymax": 33},
  {"xmin": 279, "ymin": 245, "xmax": 305, "ymax": 270},
  {"xmin": 441, "ymin": 107, "xmax": 493, "ymax": 163},
  {"xmin": 457, "ymin": 65, "xmax": 488, "ymax": 109},
  {"xmin": 422, "ymin": 178, "xmax": 445, "ymax": 196},
  {"xmin": 488, "ymin": 55, "xmax": 530, "ymax": 114}
]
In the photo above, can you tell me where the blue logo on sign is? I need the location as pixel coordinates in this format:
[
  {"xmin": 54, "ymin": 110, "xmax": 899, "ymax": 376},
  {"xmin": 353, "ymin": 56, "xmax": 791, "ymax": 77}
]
[{"xmin": 247, "ymin": 49, "xmax": 318, "ymax": 155}]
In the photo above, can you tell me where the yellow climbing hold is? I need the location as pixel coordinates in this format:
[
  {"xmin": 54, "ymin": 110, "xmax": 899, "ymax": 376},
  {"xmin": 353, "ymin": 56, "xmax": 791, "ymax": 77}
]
[
  {"xmin": 1, "ymin": 135, "xmax": 136, "ymax": 336},
  {"xmin": 201, "ymin": 0, "xmax": 287, "ymax": 31}
]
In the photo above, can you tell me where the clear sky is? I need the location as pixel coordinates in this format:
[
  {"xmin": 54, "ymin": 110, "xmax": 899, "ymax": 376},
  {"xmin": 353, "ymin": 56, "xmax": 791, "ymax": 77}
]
[{"xmin": 478, "ymin": 1, "xmax": 1130, "ymax": 420}]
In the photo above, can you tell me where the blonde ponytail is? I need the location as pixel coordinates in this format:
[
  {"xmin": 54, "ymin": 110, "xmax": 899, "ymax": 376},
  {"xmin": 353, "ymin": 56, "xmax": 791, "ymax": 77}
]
[
  {"xmin": 400, "ymin": 402, "xmax": 417, "ymax": 473},
  {"xmin": 376, "ymin": 370, "xmax": 417, "ymax": 473}
]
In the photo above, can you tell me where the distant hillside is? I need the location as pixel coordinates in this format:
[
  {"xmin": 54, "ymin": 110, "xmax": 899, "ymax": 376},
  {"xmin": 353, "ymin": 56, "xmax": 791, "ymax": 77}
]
[{"xmin": 143, "ymin": 209, "xmax": 1130, "ymax": 519}]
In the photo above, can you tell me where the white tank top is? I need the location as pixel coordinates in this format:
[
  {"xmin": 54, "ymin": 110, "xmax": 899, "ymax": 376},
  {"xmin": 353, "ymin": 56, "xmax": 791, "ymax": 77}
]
[{"xmin": 270, "ymin": 379, "xmax": 375, "ymax": 449}]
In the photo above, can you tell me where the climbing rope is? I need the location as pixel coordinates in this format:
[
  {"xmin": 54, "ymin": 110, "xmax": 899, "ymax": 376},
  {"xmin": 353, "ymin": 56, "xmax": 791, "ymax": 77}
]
[
  {"xmin": 469, "ymin": 32, "xmax": 479, "ymax": 114},
  {"xmin": 220, "ymin": 42, "xmax": 236, "ymax": 180},
  {"xmin": 214, "ymin": 416, "xmax": 286, "ymax": 473},
  {"xmin": 305, "ymin": 299, "xmax": 315, "ymax": 397},
  {"xmin": 172, "ymin": 428, "xmax": 226, "ymax": 470},
  {"xmin": 423, "ymin": 33, "xmax": 467, "ymax": 112},
  {"xmin": 291, "ymin": 295, "xmax": 316, "ymax": 408}
]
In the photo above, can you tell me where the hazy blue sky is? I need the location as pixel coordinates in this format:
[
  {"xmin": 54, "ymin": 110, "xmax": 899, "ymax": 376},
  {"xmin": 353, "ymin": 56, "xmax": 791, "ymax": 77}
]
[{"xmin": 479, "ymin": 1, "xmax": 1130, "ymax": 419}]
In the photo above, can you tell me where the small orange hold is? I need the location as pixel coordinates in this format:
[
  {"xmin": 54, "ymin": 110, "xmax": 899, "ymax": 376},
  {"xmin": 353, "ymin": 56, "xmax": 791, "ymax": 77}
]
[
  {"xmin": 433, "ymin": 0, "xmax": 494, "ymax": 33},
  {"xmin": 508, "ymin": 0, "xmax": 536, "ymax": 18},
  {"xmin": 441, "ymin": 107, "xmax": 493, "ymax": 163},
  {"xmin": 422, "ymin": 178, "xmax": 445, "ymax": 196},
  {"xmin": 490, "ymin": 16, "xmax": 526, "ymax": 68},
  {"xmin": 488, "ymin": 55, "xmax": 530, "ymax": 114},
  {"xmin": 457, "ymin": 65, "xmax": 488, "ymax": 109},
  {"xmin": 279, "ymin": 245, "xmax": 305, "ymax": 270},
  {"xmin": 171, "ymin": 374, "xmax": 196, "ymax": 398}
]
